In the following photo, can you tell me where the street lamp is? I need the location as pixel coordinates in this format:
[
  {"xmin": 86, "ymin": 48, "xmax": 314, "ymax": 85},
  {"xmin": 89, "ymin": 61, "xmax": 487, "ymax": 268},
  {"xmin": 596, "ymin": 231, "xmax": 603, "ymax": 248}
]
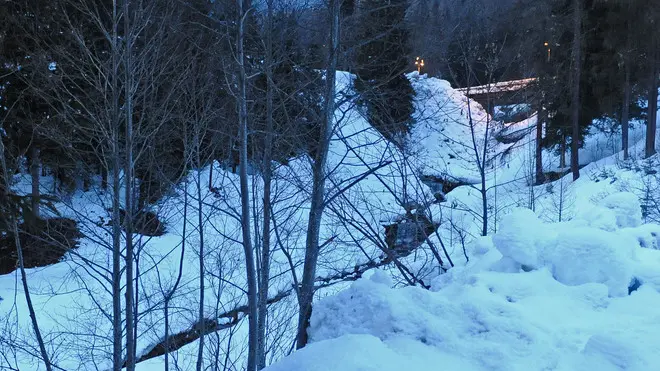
[
  {"xmin": 544, "ymin": 42, "xmax": 551, "ymax": 62},
  {"xmin": 415, "ymin": 56, "xmax": 425, "ymax": 74}
]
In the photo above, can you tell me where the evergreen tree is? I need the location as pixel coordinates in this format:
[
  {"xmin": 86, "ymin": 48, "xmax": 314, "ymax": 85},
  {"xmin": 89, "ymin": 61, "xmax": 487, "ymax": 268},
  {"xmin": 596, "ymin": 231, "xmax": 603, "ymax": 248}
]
[
  {"xmin": 250, "ymin": 14, "xmax": 323, "ymax": 164},
  {"xmin": 354, "ymin": 0, "xmax": 415, "ymax": 143},
  {"xmin": 533, "ymin": 0, "xmax": 650, "ymax": 159}
]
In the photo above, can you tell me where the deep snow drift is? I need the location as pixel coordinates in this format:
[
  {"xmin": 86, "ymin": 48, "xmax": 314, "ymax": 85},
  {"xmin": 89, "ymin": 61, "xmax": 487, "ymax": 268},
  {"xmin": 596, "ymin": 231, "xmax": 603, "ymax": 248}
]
[{"xmin": 266, "ymin": 192, "xmax": 660, "ymax": 371}]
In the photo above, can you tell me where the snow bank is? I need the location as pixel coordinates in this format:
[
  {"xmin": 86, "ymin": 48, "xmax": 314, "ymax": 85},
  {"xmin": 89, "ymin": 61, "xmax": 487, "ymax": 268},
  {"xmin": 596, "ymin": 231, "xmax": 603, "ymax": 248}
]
[
  {"xmin": 492, "ymin": 208, "xmax": 554, "ymax": 270},
  {"xmin": 600, "ymin": 192, "xmax": 643, "ymax": 229},
  {"xmin": 408, "ymin": 73, "xmax": 492, "ymax": 183},
  {"xmin": 265, "ymin": 194, "xmax": 660, "ymax": 371},
  {"xmin": 492, "ymin": 193, "xmax": 642, "ymax": 297},
  {"xmin": 268, "ymin": 265, "xmax": 660, "ymax": 371}
]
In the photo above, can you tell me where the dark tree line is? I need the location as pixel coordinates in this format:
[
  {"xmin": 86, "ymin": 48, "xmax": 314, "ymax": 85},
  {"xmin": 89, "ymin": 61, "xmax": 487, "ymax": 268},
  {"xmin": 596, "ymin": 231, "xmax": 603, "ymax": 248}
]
[
  {"xmin": 0, "ymin": 0, "xmax": 325, "ymax": 237},
  {"xmin": 423, "ymin": 0, "xmax": 659, "ymax": 181}
]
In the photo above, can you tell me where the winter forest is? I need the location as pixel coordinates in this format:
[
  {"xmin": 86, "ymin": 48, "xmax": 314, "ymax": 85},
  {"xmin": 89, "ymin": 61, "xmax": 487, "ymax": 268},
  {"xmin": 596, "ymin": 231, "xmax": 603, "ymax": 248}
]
[{"xmin": 1, "ymin": 0, "xmax": 660, "ymax": 370}]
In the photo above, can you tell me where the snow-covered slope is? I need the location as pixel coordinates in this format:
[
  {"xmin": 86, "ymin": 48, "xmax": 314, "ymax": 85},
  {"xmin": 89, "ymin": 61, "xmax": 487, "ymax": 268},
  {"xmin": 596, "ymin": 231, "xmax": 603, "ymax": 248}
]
[
  {"xmin": 263, "ymin": 75, "xmax": 660, "ymax": 371},
  {"xmin": 2, "ymin": 70, "xmax": 658, "ymax": 370},
  {"xmin": 0, "ymin": 72, "xmax": 433, "ymax": 370},
  {"xmin": 266, "ymin": 192, "xmax": 660, "ymax": 371}
]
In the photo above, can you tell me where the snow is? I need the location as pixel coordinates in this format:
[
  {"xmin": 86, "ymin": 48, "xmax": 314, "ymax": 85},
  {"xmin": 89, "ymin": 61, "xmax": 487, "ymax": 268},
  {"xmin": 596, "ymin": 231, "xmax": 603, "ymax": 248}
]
[
  {"xmin": 491, "ymin": 208, "xmax": 552, "ymax": 270},
  {"xmin": 599, "ymin": 192, "xmax": 643, "ymax": 228},
  {"xmin": 408, "ymin": 72, "xmax": 493, "ymax": 183},
  {"xmin": 267, "ymin": 194, "xmax": 660, "ymax": 370},
  {"xmin": 3, "ymin": 69, "xmax": 660, "ymax": 370},
  {"xmin": 491, "ymin": 197, "xmax": 640, "ymax": 297},
  {"xmin": 455, "ymin": 78, "xmax": 538, "ymax": 96},
  {"xmin": 0, "ymin": 71, "xmax": 434, "ymax": 370}
]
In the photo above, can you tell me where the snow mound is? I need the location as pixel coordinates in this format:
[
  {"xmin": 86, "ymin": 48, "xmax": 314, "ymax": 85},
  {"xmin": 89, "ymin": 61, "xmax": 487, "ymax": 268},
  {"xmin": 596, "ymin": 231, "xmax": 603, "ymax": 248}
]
[
  {"xmin": 268, "ymin": 264, "xmax": 660, "ymax": 371},
  {"xmin": 545, "ymin": 227, "xmax": 635, "ymax": 297},
  {"xmin": 599, "ymin": 192, "xmax": 643, "ymax": 229},
  {"xmin": 408, "ymin": 73, "xmax": 491, "ymax": 183},
  {"xmin": 492, "ymin": 195, "xmax": 641, "ymax": 297},
  {"xmin": 264, "ymin": 335, "xmax": 408, "ymax": 371},
  {"xmin": 491, "ymin": 208, "xmax": 554, "ymax": 270}
]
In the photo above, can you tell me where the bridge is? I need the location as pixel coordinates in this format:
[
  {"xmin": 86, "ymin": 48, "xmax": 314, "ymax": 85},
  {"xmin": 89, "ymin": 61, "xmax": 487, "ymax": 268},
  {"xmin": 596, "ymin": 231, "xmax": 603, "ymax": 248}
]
[{"xmin": 455, "ymin": 78, "xmax": 538, "ymax": 114}]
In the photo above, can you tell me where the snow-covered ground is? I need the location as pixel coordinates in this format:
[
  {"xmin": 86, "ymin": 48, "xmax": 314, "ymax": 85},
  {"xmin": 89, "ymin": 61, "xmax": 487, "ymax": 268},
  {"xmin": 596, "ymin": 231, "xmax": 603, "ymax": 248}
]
[
  {"xmin": 266, "ymin": 192, "xmax": 660, "ymax": 371},
  {"xmin": 264, "ymin": 75, "xmax": 660, "ymax": 370},
  {"xmin": 2, "ymin": 71, "xmax": 659, "ymax": 370}
]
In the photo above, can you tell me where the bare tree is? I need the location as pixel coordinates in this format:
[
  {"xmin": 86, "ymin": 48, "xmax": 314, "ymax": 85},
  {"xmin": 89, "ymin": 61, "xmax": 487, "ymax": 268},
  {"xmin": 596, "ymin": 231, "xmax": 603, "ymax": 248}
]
[
  {"xmin": 621, "ymin": 0, "xmax": 632, "ymax": 160},
  {"xmin": 256, "ymin": 0, "xmax": 275, "ymax": 368},
  {"xmin": 235, "ymin": 0, "xmax": 259, "ymax": 369},
  {"xmin": 646, "ymin": 30, "xmax": 658, "ymax": 159},
  {"xmin": 570, "ymin": 0, "xmax": 582, "ymax": 180},
  {"xmin": 0, "ymin": 128, "xmax": 53, "ymax": 371},
  {"xmin": 296, "ymin": 0, "xmax": 340, "ymax": 350}
]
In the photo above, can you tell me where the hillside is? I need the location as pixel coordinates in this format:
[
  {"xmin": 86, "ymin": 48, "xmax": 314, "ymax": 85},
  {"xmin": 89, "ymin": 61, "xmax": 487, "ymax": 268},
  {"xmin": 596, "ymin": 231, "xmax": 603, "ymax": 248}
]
[
  {"xmin": 2, "ymin": 72, "xmax": 659, "ymax": 371},
  {"xmin": 261, "ymin": 74, "xmax": 660, "ymax": 370}
]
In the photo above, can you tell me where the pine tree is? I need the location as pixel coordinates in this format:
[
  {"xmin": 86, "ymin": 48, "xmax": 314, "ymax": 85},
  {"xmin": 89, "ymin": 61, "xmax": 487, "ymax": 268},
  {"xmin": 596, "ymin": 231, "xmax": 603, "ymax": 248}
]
[{"xmin": 354, "ymin": 0, "xmax": 415, "ymax": 143}]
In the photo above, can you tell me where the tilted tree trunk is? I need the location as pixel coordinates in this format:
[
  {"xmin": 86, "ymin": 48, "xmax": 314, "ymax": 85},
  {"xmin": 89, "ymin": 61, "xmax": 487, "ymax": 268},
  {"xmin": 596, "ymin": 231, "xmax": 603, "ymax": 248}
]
[
  {"xmin": 296, "ymin": 0, "xmax": 340, "ymax": 350},
  {"xmin": 570, "ymin": 0, "xmax": 581, "ymax": 181},
  {"xmin": 0, "ymin": 136, "xmax": 52, "ymax": 371},
  {"xmin": 236, "ymin": 0, "xmax": 259, "ymax": 369}
]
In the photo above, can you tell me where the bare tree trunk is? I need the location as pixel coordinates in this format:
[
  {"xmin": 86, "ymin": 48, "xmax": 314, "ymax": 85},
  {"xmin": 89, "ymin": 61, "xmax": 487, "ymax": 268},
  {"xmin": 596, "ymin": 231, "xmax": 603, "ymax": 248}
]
[
  {"xmin": 296, "ymin": 0, "xmax": 339, "ymax": 350},
  {"xmin": 208, "ymin": 163, "xmax": 213, "ymax": 189},
  {"xmin": 123, "ymin": 1, "xmax": 136, "ymax": 369},
  {"xmin": 560, "ymin": 135, "xmax": 566, "ymax": 170},
  {"xmin": 622, "ymin": 7, "xmax": 632, "ymax": 161},
  {"xmin": 256, "ymin": 0, "xmax": 274, "ymax": 368},
  {"xmin": 622, "ymin": 62, "xmax": 631, "ymax": 160},
  {"xmin": 166, "ymin": 120, "xmax": 189, "ymax": 371},
  {"xmin": 535, "ymin": 105, "xmax": 545, "ymax": 184},
  {"xmin": 648, "ymin": 72, "xmax": 658, "ymax": 158},
  {"xmin": 195, "ymin": 131, "xmax": 207, "ymax": 371},
  {"xmin": 30, "ymin": 146, "xmax": 40, "ymax": 223},
  {"xmin": 0, "ymin": 138, "xmax": 52, "ymax": 371},
  {"xmin": 101, "ymin": 162, "xmax": 108, "ymax": 190},
  {"xmin": 479, "ymin": 93, "xmax": 491, "ymax": 237},
  {"xmin": 111, "ymin": 1, "xmax": 123, "ymax": 369},
  {"xmin": 646, "ymin": 31, "xmax": 658, "ymax": 158},
  {"xmin": 236, "ymin": 0, "xmax": 259, "ymax": 369},
  {"xmin": 570, "ymin": 0, "xmax": 581, "ymax": 181}
]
